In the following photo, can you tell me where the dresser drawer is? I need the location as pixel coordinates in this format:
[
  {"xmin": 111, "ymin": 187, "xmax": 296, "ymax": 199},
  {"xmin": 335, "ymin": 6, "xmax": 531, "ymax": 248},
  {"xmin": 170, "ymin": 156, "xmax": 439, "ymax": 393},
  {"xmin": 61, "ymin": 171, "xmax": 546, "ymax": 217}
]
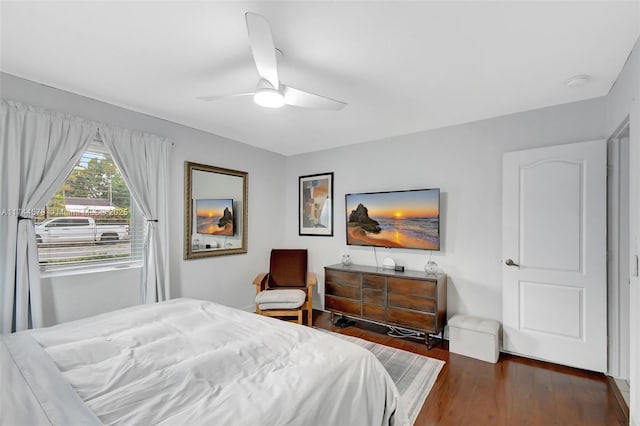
[
  {"xmin": 325, "ymin": 295, "xmax": 360, "ymax": 316},
  {"xmin": 363, "ymin": 304, "xmax": 385, "ymax": 322},
  {"xmin": 363, "ymin": 288, "xmax": 384, "ymax": 305},
  {"xmin": 388, "ymin": 277, "xmax": 436, "ymax": 298},
  {"xmin": 326, "ymin": 270, "xmax": 361, "ymax": 287},
  {"xmin": 386, "ymin": 308, "xmax": 435, "ymax": 332},
  {"xmin": 388, "ymin": 293, "xmax": 435, "ymax": 313},
  {"xmin": 363, "ymin": 274, "xmax": 385, "ymax": 290},
  {"xmin": 326, "ymin": 283, "xmax": 360, "ymax": 300}
]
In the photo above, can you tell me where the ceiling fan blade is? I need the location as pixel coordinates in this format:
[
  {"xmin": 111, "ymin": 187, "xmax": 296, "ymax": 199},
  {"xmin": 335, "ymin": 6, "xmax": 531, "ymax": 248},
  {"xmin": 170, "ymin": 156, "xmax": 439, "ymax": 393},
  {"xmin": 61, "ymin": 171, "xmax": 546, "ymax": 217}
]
[
  {"xmin": 245, "ymin": 12, "xmax": 279, "ymax": 90},
  {"xmin": 283, "ymin": 85, "xmax": 347, "ymax": 111},
  {"xmin": 197, "ymin": 93, "xmax": 254, "ymax": 102}
]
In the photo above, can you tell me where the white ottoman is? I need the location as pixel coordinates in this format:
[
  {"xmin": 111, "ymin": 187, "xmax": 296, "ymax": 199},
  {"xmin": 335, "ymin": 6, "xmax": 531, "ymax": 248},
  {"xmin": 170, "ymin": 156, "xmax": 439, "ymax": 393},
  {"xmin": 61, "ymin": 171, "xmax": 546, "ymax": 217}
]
[{"xmin": 448, "ymin": 315, "xmax": 500, "ymax": 363}]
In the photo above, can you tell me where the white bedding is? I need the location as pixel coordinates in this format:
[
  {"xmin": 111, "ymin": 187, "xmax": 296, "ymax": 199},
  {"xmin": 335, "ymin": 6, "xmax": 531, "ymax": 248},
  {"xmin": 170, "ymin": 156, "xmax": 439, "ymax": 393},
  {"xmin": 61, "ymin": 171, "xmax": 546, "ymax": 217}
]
[{"xmin": 1, "ymin": 298, "xmax": 408, "ymax": 426}]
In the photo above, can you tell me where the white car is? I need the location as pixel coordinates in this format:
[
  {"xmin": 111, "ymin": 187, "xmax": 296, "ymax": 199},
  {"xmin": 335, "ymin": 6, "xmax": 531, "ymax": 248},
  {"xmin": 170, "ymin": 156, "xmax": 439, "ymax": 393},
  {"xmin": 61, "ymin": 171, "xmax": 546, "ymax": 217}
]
[{"xmin": 35, "ymin": 217, "xmax": 130, "ymax": 244}]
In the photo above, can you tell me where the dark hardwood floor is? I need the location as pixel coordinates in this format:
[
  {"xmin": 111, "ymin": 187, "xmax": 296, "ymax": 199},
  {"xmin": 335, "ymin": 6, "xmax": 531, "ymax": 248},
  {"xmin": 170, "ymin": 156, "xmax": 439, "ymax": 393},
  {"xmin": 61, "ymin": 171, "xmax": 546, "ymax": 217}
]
[{"xmin": 313, "ymin": 311, "xmax": 628, "ymax": 426}]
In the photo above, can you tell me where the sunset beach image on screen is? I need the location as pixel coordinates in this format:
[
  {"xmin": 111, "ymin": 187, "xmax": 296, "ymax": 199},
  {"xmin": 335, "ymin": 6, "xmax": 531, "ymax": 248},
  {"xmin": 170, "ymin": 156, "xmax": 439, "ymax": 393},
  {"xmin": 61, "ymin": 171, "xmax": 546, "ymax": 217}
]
[
  {"xmin": 345, "ymin": 189, "xmax": 439, "ymax": 250},
  {"xmin": 196, "ymin": 199, "xmax": 234, "ymax": 236}
]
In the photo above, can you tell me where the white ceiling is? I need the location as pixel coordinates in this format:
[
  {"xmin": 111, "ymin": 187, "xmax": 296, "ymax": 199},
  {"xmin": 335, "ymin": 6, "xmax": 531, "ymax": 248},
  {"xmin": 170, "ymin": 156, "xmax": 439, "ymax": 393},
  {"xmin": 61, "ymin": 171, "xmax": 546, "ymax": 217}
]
[{"xmin": 1, "ymin": 1, "xmax": 638, "ymax": 156}]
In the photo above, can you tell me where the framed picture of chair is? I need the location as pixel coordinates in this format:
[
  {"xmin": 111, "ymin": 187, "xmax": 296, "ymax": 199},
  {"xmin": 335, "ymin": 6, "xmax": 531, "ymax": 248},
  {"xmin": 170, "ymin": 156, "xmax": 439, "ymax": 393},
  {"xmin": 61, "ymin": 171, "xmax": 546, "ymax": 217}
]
[{"xmin": 299, "ymin": 172, "xmax": 333, "ymax": 236}]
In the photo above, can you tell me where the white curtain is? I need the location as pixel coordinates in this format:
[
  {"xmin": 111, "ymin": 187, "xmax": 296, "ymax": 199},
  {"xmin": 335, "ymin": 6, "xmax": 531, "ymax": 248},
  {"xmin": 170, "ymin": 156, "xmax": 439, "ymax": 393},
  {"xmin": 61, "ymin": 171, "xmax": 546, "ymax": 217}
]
[
  {"xmin": 0, "ymin": 100, "xmax": 95, "ymax": 334},
  {"xmin": 100, "ymin": 127, "xmax": 171, "ymax": 304}
]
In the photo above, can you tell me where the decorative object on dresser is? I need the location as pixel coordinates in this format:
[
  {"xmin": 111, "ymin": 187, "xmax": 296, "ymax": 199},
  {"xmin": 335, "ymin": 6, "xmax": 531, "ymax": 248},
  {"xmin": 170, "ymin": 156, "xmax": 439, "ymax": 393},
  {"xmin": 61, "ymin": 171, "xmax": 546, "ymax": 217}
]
[
  {"xmin": 324, "ymin": 263, "xmax": 447, "ymax": 349},
  {"xmin": 381, "ymin": 257, "xmax": 396, "ymax": 269},
  {"xmin": 424, "ymin": 260, "xmax": 438, "ymax": 274},
  {"xmin": 253, "ymin": 249, "xmax": 316, "ymax": 325}
]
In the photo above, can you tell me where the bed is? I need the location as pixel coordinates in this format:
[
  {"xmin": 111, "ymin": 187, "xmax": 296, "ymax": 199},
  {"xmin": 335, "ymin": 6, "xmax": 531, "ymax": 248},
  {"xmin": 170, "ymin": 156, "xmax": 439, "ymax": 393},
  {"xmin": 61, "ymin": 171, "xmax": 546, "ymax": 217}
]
[{"xmin": 1, "ymin": 298, "xmax": 408, "ymax": 426}]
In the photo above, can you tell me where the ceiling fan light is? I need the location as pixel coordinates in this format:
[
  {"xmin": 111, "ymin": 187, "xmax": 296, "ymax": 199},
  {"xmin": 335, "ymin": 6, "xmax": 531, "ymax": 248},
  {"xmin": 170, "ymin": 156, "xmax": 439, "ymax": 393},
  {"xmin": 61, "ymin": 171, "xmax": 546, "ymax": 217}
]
[{"xmin": 254, "ymin": 88, "xmax": 285, "ymax": 108}]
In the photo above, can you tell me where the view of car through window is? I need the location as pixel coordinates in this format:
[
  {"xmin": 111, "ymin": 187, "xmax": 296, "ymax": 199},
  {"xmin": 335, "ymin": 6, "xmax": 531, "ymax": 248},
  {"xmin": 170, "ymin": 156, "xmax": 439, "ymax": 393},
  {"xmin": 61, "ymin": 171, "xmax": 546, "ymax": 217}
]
[{"xmin": 36, "ymin": 142, "xmax": 142, "ymax": 269}]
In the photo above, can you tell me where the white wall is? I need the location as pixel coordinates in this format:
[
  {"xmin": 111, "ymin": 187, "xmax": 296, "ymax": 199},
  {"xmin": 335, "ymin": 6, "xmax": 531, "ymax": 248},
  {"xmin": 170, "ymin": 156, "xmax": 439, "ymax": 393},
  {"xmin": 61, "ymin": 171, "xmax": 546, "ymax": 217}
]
[
  {"xmin": 0, "ymin": 72, "xmax": 616, "ymax": 329},
  {"xmin": 40, "ymin": 268, "xmax": 141, "ymax": 325},
  {"xmin": 284, "ymin": 98, "xmax": 607, "ymax": 322},
  {"xmin": 605, "ymin": 34, "xmax": 640, "ymax": 426},
  {"xmin": 0, "ymin": 72, "xmax": 287, "ymax": 324}
]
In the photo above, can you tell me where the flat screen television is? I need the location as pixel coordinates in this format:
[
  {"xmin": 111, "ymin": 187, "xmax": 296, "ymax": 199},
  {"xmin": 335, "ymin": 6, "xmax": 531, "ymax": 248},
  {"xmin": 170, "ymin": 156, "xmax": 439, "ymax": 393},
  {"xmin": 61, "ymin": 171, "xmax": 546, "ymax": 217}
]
[
  {"xmin": 345, "ymin": 188, "xmax": 440, "ymax": 250},
  {"xmin": 195, "ymin": 198, "xmax": 234, "ymax": 236}
]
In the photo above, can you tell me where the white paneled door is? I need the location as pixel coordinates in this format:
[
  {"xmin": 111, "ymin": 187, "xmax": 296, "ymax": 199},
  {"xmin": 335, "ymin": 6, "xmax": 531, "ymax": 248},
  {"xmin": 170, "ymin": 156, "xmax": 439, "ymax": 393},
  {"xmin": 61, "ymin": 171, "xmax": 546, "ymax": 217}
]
[{"xmin": 502, "ymin": 140, "xmax": 607, "ymax": 372}]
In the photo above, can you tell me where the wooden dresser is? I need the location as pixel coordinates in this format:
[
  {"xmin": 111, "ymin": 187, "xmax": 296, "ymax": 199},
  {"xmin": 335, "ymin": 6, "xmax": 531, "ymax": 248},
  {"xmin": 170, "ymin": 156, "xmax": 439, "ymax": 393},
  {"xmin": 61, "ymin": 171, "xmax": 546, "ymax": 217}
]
[{"xmin": 324, "ymin": 264, "xmax": 447, "ymax": 346}]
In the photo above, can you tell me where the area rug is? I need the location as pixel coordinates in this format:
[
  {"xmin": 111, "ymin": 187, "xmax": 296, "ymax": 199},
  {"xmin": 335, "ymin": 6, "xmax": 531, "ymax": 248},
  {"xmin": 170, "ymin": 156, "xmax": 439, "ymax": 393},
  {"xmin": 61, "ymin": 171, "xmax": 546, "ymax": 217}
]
[{"xmin": 320, "ymin": 330, "xmax": 445, "ymax": 424}]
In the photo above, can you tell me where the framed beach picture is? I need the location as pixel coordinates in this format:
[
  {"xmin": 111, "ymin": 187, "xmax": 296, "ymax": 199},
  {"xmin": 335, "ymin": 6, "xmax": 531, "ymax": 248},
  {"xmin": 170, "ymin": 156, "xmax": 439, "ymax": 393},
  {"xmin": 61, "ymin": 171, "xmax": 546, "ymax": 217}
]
[{"xmin": 299, "ymin": 172, "xmax": 334, "ymax": 236}]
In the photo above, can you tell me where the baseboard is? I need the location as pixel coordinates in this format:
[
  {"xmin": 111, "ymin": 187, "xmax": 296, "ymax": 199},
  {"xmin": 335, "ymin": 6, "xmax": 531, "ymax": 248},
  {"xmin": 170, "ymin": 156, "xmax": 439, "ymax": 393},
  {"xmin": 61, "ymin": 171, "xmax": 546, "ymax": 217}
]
[{"xmin": 606, "ymin": 375, "xmax": 629, "ymax": 423}]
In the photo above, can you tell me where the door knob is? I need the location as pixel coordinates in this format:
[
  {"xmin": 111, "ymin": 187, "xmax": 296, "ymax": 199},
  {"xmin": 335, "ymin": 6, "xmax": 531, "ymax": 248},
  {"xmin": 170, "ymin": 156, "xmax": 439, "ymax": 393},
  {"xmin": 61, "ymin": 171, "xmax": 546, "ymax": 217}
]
[{"xmin": 505, "ymin": 258, "xmax": 520, "ymax": 267}]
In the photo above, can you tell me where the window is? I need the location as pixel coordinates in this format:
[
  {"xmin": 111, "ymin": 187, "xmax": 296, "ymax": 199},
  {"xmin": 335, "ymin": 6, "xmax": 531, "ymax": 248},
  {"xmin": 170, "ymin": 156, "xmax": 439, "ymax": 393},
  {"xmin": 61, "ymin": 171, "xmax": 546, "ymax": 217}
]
[{"xmin": 36, "ymin": 141, "xmax": 144, "ymax": 270}]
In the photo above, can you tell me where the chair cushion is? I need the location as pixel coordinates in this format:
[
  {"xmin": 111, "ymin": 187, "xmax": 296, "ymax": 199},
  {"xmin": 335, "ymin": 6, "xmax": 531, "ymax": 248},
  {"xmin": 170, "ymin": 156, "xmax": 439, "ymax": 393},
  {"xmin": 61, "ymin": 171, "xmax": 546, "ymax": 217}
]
[
  {"xmin": 255, "ymin": 289, "xmax": 306, "ymax": 308},
  {"xmin": 258, "ymin": 302, "xmax": 306, "ymax": 310}
]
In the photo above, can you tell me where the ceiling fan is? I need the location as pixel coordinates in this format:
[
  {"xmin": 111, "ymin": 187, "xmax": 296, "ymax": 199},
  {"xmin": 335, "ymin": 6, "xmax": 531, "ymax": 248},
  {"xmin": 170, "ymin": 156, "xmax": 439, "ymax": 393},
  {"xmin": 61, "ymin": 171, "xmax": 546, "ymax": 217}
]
[{"xmin": 198, "ymin": 12, "xmax": 346, "ymax": 111}]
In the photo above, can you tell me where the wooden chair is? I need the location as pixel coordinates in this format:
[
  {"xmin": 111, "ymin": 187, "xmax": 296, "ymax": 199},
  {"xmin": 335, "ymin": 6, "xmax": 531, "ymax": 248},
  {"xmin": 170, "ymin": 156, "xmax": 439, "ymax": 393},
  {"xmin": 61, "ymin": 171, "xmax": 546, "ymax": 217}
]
[{"xmin": 253, "ymin": 249, "xmax": 316, "ymax": 326}]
